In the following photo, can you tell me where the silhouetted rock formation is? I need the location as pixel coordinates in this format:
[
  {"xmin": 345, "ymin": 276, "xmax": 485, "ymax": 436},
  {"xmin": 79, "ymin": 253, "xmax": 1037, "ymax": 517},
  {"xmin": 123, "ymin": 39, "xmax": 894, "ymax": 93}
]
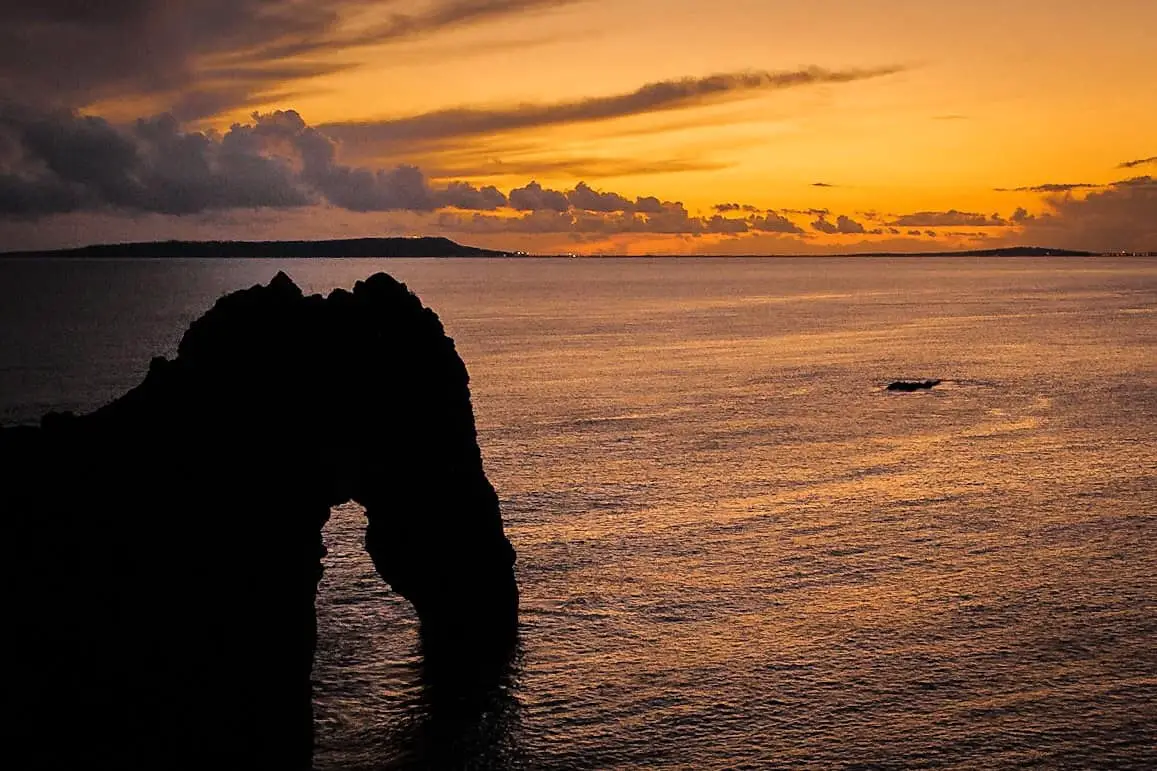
[
  {"xmin": 1, "ymin": 273, "xmax": 518, "ymax": 769},
  {"xmin": 887, "ymin": 379, "xmax": 942, "ymax": 392}
]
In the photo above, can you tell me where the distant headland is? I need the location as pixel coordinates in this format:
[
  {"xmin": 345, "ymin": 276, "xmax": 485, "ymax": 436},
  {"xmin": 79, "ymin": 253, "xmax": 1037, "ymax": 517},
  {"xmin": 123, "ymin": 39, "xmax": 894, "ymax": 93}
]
[
  {"xmin": 0, "ymin": 236, "xmax": 516, "ymax": 259},
  {"xmin": 0, "ymin": 239, "xmax": 1110, "ymax": 259},
  {"xmin": 818, "ymin": 246, "xmax": 1100, "ymax": 257}
]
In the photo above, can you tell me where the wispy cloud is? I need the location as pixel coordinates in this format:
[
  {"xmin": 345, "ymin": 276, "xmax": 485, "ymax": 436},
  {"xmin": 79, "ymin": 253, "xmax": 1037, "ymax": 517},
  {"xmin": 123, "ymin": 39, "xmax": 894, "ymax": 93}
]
[
  {"xmin": 994, "ymin": 182, "xmax": 1100, "ymax": 193},
  {"xmin": 0, "ymin": 0, "xmax": 589, "ymax": 119},
  {"xmin": 713, "ymin": 203, "xmax": 762, "ymax": 213},
  {"xmin": 424, "ymin": 154, "xmax": 732, "ymax": 180},
  {"xmin": 319, "ymin": 65, "xmax": 907, "ymax": 146},
  {"xmin": 1118, "ymin": 156, "xmax": 1157, "ymax": 170},
  {"xmin": 888, "ymin": 210, "xmax": 1010, "ymax": 227},
  {"xmin": 340, "ymin": 0, "xmax": 589, "ymax": 46}
]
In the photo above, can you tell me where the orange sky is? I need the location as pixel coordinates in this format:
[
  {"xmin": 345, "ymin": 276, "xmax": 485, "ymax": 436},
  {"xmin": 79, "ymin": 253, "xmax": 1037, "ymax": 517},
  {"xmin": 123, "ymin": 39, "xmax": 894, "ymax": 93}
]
[{"xmin": 1, "ymin": 0, "xmax": 1154, "ymax": 253}]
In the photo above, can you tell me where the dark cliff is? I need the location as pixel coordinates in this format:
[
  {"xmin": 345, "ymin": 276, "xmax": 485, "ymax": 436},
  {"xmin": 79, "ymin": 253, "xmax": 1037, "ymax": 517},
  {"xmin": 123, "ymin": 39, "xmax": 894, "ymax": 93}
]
[{"xmin": 1, "ymin": 272, "xmax": 518, "ymax": 769}]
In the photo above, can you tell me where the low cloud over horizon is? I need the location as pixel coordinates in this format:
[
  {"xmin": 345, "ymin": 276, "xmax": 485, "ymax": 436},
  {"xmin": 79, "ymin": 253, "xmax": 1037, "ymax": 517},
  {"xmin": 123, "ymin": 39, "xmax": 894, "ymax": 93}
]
[{"xmin": 0, "ymin": 105, "xmax": 1153, "ymax": 254}]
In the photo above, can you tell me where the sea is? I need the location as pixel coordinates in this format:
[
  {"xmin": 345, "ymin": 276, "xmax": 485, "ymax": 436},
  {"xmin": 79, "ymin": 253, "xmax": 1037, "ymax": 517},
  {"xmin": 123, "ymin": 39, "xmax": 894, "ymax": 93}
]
[{"xmin": 1, "ymin": 256, "xmax": 1155, "ymax": 769}]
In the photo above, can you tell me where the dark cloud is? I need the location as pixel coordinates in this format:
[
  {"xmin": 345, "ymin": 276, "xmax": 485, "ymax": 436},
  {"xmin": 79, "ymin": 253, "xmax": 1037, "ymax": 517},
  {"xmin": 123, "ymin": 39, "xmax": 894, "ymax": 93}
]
[
  {"xmin": 1010, "ymin": 206, "xmax": 1034, "ymax": 224},
  {"xmin": 810, "ymin": 217, "xmax": 836, "ymax": 233},
  {"xmin": 506, "ymin": 180, "xmax": 699, "ymax": 217},
  {"xmin": 310, "ymin": 163, "xmax": 437, "ymax": 212},
  {"xmin": 432, "ymin": 202, "xmax": 1020, "ymax": 244},
  {"xmin": 508, "ymin": 181, "xmax": 569, "ymax": 212},
  {"xmin": 0, "ymin": 105, "xmax": 777, "ymax": 225},
  {"xmin": 437, "ymin": 199, "xmax": 746, "ymax": 237},
  {"xmin": 811, "ymin": 182, "xmax": 836, "ymax": 188},
  {"xmin": 810, "ymin": 214, "xmax": 866, "ymax": 234},
  {"xmin": 633, "ymin": 196, "xmax": 665, "ymax": 214},
  {"xmin": 1017, "ymin": 176, "xmax": 1157, "ymax": 251},
  {"xmin": 632, "ymin": 201, "xmax": 701, "ymax": 234},
  {"xmin": 888, "ymin": 210, "xmax": 1009, "ymax": 227},
  {"xmin": 320, "ymin": 65, "xmax": 906, "ymax": 147},
  {"xmin": 0, "ymin": 1, "xmax": 354, "ymax": 115},
  {"xmin": 713, "ymin": 202, "xmax": 761, "ymax": 213},
  {"xmin": 748, "ymin": 212, "xmax": 804, "ymax": 234},
  {"xmin": 836, "ymin": 215, "xmax": 866, "ymax": 234},
  {"xmin": 0, "ymin": 105, "xmax": 522, "ymax": 217},
  {"xmin": 994, "ymin": 182, "xmax": 1099, "ymax": 193},
  {"xmin": 567, "ymin": 181, "xmax": 633, "ymax": 212},
  {"xmin": 0, "ymin": 106, "xmax": 310, "ymax": 216},
  {"xmin": 1117, "ymin": 156, "xmax": 1156, "ymax": 170},
  {"xmin": 436, "ymin": 180, "xmax": 507, "ymax": 210},
  {"xmin": 705, "ymin": 215, "xmax": 749, "ymax": 234},
  {"xmin": 1115, "ymin": 175, "xmax": 1157, "ymax": 188},
  {"xmin": 0, "ymin": 1, "xmax": 586, "ymax": 119}
]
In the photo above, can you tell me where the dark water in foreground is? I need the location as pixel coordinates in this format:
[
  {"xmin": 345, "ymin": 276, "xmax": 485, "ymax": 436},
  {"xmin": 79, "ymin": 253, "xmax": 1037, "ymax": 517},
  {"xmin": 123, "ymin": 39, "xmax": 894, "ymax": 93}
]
[{"xmin": 2, "ymin": 256, "xmax": 1155, "ymax": 769}]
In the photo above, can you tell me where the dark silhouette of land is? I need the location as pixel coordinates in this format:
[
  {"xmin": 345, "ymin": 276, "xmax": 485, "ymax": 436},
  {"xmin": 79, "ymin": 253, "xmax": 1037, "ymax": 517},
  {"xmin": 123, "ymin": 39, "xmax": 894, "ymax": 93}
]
[
  {"xmin": 0, "ymin": 236, "xmax": 514, "ymax": 259},
  {"xmin": 1, "ymin": 273, "xmax": 519, "ymax": 769},
  {"xmin": 824, "ymin": 246, "xmax": 1096, "ymax": 257},
  {"xmin": 0, "ymin": 240, "xmax": 1098, "ymax": 259}
]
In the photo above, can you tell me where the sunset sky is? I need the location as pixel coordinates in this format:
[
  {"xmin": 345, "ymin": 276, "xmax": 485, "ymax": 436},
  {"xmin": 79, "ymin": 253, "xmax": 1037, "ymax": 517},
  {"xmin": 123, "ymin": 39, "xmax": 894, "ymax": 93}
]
[{"xmin": 1, "ymin": 0, "xmax": 1154, "ymax": 254}]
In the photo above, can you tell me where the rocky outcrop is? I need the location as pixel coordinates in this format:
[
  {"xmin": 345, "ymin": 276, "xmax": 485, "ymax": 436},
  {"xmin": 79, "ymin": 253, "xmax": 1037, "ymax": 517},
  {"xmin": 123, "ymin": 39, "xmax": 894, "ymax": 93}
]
[
  {"xmin": 1, "ymin": 272, "xmax": 518, "ymax": 769},
  {"xmin": 886, "ymin": 379, "xmax": 942, "ymax": 392}
]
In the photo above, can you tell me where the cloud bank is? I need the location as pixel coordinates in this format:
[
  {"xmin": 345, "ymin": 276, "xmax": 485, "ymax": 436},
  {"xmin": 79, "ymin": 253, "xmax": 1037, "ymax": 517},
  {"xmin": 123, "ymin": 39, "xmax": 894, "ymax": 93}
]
[
  {"xmin": 1, "ymin": 104, "xmax": 1152, "ymax": 253},
  {"xmin": 0, "ymin": 106, "xmax": 511, "ymax": 216},
  {"xmin": 1017, "ymin": 176, "xmax": 1157, "ymax": 251},
  {"xmin": 0, "ymin": 106, "xmax": 802, "ymax": 238}
]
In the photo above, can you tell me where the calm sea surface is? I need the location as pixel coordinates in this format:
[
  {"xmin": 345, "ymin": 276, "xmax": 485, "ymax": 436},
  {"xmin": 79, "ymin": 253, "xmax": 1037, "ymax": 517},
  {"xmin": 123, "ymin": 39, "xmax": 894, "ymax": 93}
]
[{"xmin": 2, "ymin": 256, "xmax": 1155, "ymax": 769}]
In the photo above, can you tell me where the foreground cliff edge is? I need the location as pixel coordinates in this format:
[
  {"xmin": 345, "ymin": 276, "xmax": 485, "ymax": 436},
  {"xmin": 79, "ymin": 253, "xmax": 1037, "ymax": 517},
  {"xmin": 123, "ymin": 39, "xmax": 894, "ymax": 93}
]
[{"xmin": 1, "ymin": 272, "xmax": 519, "ymax": 769}]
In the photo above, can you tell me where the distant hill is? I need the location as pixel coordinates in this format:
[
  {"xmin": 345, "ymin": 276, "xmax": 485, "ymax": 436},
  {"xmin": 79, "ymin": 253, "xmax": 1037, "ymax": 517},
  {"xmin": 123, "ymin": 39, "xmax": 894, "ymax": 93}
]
[
  {"xmin": 0, "ymin": 237, "xmax": 514, "ymax": 259},
  {"xmin": 832, "ymin": 246, "xmax": 1098, "ymax": 257}
]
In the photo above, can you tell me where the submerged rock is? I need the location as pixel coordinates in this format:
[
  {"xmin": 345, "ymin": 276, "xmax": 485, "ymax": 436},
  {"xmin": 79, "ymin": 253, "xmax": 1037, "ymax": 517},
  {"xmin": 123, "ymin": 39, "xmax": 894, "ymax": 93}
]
[
  {"xmin": 1, "ymin": 272, "xmax": 518, "ymax": 769},
  {"xmin": 886, "ymin": 379, "xmax": 942, "ymax": 392}
]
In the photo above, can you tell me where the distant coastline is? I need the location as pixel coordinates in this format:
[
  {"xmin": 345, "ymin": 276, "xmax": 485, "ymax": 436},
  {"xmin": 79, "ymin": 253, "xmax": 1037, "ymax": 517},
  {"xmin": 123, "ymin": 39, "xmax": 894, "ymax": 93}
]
[
  {"xmin": 0, "ymin": 238, "xmax": 1114, "ymax": 259},
  {"xmin": 0, "ymin": 237, "xmax": 517, "ymax": 260}
]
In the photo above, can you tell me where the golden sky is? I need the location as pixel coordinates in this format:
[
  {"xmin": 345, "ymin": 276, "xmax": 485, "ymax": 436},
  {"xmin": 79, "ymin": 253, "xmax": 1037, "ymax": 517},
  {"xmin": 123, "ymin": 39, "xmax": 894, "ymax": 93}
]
[{"xmin": 0, "ymin": 0, "xmax": 1154, "ymax": 253}]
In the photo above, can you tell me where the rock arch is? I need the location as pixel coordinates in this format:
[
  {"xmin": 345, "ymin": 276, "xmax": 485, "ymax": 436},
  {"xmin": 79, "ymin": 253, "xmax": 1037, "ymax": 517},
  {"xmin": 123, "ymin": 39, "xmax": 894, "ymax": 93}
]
[{"xmin": 1, "ymin": 273, "xmax": 518, "ymax": 769}]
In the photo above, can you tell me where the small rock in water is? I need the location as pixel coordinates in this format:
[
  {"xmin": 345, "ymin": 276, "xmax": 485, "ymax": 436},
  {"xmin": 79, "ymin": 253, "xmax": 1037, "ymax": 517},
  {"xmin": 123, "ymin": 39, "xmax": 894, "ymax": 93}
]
[{"xmin": 886, "ymin": 379, "xmax": 942, "ymax": 392}]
